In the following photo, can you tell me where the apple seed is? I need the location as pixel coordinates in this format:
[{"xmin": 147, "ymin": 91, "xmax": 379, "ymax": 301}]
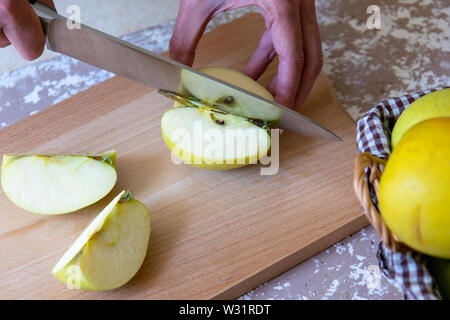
[{"xmin": 223, "ymin": 96, "xmax": 234, "ymax": 104}]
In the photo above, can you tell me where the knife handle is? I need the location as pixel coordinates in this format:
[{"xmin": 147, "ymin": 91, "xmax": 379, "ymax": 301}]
[
  {"xmin": 29, "ymin": 0, "xmax": 60, "ymax": 35},
  {"xmin": 29, "ymin": 0, "xmax": 56, "ymax": 9}
]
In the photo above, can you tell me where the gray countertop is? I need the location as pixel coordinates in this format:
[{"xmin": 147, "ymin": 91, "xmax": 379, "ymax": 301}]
[{"xmin": 0, "ymin": 0, "xmax": 449, "ymax": 300}]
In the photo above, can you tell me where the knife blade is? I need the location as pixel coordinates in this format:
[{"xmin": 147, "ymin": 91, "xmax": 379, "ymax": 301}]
[{"xmin": 31, "ymin": 2, "xmax": 341, "ymax": 141}]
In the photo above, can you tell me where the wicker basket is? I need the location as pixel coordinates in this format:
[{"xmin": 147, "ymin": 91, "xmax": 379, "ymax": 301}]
[{"xmin": 350, "ymin": 88, "xmax": 450, "ymax": 300}]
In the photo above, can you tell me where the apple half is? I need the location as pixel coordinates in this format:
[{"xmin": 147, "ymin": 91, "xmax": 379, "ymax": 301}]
[
  {"xmin": 162, "ymin": 67, "xmax": 274, "ymax": 170},
  {"xmin": 52, "ymin": 190, "xmax": 151, "ymax": 291},
  {"xmin": 1, "ymin": 150, "xmax": 117, "ymax": 215}
]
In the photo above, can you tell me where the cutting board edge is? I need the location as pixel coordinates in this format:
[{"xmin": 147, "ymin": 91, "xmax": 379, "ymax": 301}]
[{"xmin": 212, "ymin": 214, "xmax": 369, "ymax": 300}]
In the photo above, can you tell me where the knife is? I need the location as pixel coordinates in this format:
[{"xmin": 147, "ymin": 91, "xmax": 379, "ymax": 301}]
[{"xmin": 30, "ymin": 1, "xmax": 341, "ymax": 141}]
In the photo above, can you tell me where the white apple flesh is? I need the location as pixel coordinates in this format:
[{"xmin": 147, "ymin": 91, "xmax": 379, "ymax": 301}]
[
  {"xmin": 161, "ymin": 107, "xmax": 271, "ymax": 169},
  {"xmin": 52, "ymin": 191, "xmax": 151, "ymax": 291},
  {"xmin": 181, "ymin": 67, "xmax": 281, "ymax": 122},
  {"xmin": 1, "ymin": 151, "xmax": 117, "ymax": 215}
]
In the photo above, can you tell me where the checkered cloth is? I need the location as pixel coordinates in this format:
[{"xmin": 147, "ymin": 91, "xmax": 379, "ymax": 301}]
[{"xmin": 356, "ymin": 87, "xmax": 449, "ymax": 300}]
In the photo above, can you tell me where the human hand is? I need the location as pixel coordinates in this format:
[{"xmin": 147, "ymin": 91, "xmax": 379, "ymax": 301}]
[
  {"xmin": 0, "ymin": 0, "xmax": 54, "ymax": 60},
  {"xmin": 170, "ymin": 0, "xmax": 323, "ymax": 110}
]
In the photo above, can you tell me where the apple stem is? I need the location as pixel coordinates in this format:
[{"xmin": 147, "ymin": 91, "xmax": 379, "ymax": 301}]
[
  {"xmin": 102, "ymin": 155, "xmax": 113, "ymax": 166},
  {"xmin": 119, "ymin": 191, "xmax": 131, "ymax": 203}
]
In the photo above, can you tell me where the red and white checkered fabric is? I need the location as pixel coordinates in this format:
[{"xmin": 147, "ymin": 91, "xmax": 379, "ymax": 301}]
[{"xmin": 356, "ymin": 87, "xmax": 449, "ymax": 300}]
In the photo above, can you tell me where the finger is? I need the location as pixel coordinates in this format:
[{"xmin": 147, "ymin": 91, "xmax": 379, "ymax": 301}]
[
  {"xmin": 1, "ymin": 0, "xmax": 46, "ymax": 60},
  {"xmin": 268, "ymin": 4, "xmax": 303, "ymax": 108},
  {"xmin": 169, "ymin": 0, "xmax": 256, "ymax": 67},
  {"xmin": 267, "ymin": 74, "xmax": 277, "ymax": 96},
  {"xmin": 169, "ymin": 1, "xmax": 215, "ymax": 66},
  {"xmin": 0, "ymin": 27, "xmax": 11, "ymax": 48},
  {"xmin": 294, "ymin": 0, "xmax": 323, "ymax": 109},
  {"xmin": 244, "ymin": 29, "xmax": 276, "ymax": 80}
]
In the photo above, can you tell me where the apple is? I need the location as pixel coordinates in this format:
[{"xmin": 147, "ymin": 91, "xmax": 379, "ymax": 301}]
[
  {"xmin": 161, "ymin": 67, "xmax": 274, "ymax": 170},
  {"xmin": 379, "ymin": 118, "xmax": 450, "ymax": 258},
  {"xmin": 52, "ymin": 190, "xmax": 151, "ymax": 291},
  {"xmin": 180, "ymin": 67, "xmax": 281, "ymax": 122},
  {"xmin": 391, "ymin": 88, "xmax": 450, "ymax": 148},
  {"xmin": 1, "ymin": 150, "xmax": 117, "ymax": 215}
]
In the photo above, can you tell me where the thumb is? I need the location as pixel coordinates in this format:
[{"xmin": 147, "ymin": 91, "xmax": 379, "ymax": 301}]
[{"xmin": 1, "ymin": 0, "xmax": 46, "ymax": 60}]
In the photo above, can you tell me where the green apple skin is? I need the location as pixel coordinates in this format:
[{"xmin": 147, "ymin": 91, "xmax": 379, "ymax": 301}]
[
  {"xmin": 52, "ymin": 191, "xmax": 151, "ymax": 291},
  {"xmin": 427, "ymin": 256, "xmax": 450, "ymax": 300},
  {"xmin": 391, "ymin": 88, "xmax": 450, "ymax": 148},
  {"xmin": 1, "ymin": 150, "xmax": 117, "ymax": 170},
  {"xmin": 1, "ymin": 150, "xmax": 117, "ymax": 215}
]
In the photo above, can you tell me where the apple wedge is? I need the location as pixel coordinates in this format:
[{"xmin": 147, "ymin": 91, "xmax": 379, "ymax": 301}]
[
  {"xmin": 52, "ymin": 190, "xmax": 151, "ymax": 291},
  {"xmin": 1, "ymin": 150, "xmax": 117, "ymax": 215}
]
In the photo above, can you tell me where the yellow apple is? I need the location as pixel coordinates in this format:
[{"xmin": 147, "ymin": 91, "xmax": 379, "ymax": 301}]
[
  {"xmin": 391, "ymin": 88, "xmax": 450, "ymax": 148},
  {"xmin": 379, "ymin": 118, "xmax": 450, "ymax": 258},
  {"xmin": 52, "ymin": 190, "xmax": 151, "ymax": 291},
  {"xmin": 1, "ymin": 150, "xmax": 117, "ymax": 215},
  {"xmin": 162, "ymin": 67, "xmax": 274, "ymax": 170}
]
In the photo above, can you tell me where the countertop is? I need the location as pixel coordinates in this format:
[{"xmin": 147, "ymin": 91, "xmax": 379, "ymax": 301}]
[{"xmin": 0, "ymin": 0, "xmax": 449, "ymax": 300}]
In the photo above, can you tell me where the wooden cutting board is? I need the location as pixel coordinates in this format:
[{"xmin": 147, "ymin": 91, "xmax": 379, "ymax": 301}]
[{"xmin": 0, "ymin": 13, "xmax": 367, "ymax": 299}]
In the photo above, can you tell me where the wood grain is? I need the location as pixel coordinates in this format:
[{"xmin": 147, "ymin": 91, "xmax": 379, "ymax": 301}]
[{"xmin": 0, "ymin": 13, "xmax": 367, "ymax": 300}]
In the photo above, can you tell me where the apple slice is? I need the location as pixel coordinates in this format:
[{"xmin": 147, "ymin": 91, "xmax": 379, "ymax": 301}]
[
  {"xmin": 180, "ymin": 67, "xmax": 282, "ymax": 123},
  {"xmin": 162, "ymin": 107, "xmax": 271, "ymax": 170},
  {"xmin": 1, "ymin": 150, "xmax": 117, "ymax": 215},
  {"xmin": 52, "ymin": 190, "xmax": 151, "ymax": 291}
]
